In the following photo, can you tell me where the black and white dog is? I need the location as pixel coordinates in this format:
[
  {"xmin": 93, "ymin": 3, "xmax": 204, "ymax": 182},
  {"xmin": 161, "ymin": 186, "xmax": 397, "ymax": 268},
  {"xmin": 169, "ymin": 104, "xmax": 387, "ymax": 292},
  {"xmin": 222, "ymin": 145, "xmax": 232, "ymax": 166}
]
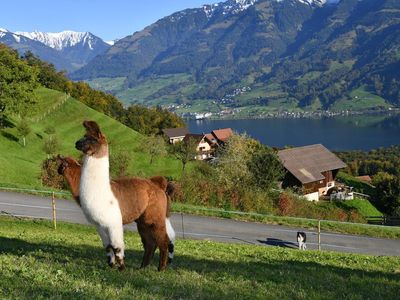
[{"xmin": 297, "ymin": 232, "xmax": 307, "ymax": 250}]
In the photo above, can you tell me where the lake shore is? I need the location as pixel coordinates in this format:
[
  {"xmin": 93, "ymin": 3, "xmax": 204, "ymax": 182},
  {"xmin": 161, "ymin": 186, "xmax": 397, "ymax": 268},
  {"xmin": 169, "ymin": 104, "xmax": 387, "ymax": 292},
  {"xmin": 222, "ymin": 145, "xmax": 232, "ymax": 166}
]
[
  {"xmin": 187, "ymin": 113, "xmax": 400, "ymax": 151},
  {"xmin": 184, "ymin": 108, "xmax": 400, "ymax": 121}
]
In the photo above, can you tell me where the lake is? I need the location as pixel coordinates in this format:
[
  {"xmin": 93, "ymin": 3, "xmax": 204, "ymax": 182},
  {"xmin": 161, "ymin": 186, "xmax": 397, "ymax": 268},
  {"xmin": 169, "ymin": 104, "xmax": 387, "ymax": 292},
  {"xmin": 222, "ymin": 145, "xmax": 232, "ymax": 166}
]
[{"xmin": 187, "ymin": 113, "xmax": 400, "ymax": 151}]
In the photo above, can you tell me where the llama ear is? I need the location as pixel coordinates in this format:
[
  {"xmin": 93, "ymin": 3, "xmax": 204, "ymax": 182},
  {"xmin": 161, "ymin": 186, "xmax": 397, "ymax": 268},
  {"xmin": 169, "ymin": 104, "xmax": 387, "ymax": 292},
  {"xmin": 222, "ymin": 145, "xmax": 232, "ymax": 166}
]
[{"xmin": 83, "ymin": 120, "xmax": 102, "ymax": 137}]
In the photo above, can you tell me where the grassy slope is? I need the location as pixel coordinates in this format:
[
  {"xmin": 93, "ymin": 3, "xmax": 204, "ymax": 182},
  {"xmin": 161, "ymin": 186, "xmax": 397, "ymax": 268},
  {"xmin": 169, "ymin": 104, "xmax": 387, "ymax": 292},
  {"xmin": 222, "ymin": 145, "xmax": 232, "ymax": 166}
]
[
  {"xmin": 0, "ymin": 87, "xmax": 183, "ymax": 188},
  {"xmin": 331, "ymin": 86, "xmax": 392, "ymax": 111},
  {"xmin": 338, "ymin": 199, "xmax": 383, "ymax": 217},
  {"xmin": 0, "ymin": 216, "xmax": 399, "ymax": 299}
]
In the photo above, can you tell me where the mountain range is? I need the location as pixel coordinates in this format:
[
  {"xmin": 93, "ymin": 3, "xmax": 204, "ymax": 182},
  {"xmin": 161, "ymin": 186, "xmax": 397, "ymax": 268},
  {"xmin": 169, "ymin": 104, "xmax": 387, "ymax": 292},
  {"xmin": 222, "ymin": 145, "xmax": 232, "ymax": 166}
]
[
  {"xmin": 68, "ymin": 0, "xmax": 400, "ymax": 114},
  {"xmin": 0, "ymin": 29, "xmax": 110, "ymax": 72}
]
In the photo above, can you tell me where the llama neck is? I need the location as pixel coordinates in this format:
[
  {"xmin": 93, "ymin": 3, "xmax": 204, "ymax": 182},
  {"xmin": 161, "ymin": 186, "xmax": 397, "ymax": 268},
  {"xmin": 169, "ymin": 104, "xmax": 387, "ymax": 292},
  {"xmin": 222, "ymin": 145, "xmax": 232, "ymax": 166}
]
[
  {"xmin": 65, "ymin": 169, "xmax": 81, "ymax": 202},
  {"xmin": 81, "ymin": 155, "xmax": 110, "ymax": 187}
]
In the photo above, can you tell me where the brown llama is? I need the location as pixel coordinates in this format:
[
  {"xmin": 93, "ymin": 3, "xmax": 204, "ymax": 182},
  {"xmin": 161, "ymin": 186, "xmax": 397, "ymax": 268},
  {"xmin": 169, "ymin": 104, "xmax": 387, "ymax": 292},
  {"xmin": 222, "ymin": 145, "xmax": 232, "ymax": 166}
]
[{"xmin": 74, "ymin": 120, "xmax": 175, "ymax": 271}]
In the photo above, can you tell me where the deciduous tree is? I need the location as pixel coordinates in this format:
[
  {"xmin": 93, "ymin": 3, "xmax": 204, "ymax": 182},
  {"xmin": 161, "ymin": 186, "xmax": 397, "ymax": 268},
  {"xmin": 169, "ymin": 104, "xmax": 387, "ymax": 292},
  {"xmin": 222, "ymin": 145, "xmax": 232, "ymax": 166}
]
[
  {"xmin": 16, "ymin": 118, "xmax": 31, "ymax": 147},
  {"xmin": 0, "ymin": 45, "xmax": 38, "ymax": 117}
]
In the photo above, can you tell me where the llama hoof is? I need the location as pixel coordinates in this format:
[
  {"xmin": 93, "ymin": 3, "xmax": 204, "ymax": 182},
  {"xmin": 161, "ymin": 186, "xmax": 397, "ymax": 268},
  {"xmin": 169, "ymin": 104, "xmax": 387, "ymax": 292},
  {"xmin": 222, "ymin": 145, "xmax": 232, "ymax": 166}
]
[
  {"xmin": 118, "ymin": 263, "xmax": 126, "ymax": 271},
  {"xmin": 158, "ymin": 265, "xmax": 167, "ymax": 272},
  {"xmin": 107, "ymin": 256, "xmax": 115, "ymax": 268},
  {"xmin": 108, "ymin": 261, "xmax": 115, "ymax": 268}
]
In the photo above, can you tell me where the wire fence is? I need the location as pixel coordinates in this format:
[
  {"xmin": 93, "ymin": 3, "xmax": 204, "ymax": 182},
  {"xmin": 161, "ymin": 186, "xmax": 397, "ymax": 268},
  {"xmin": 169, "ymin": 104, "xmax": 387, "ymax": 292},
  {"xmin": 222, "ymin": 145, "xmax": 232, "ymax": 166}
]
[
  {"xmin": 0, "ymin": 186, "xmax": 399, "ymax": 253},
  {"xmin": 29, "ymin": 94, "xmax": 70, "ymax": 123}
]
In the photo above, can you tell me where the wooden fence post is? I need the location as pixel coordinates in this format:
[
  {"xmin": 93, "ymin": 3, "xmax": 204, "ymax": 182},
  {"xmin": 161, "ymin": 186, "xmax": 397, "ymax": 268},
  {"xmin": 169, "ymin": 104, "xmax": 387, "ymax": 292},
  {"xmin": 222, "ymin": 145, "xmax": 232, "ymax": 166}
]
[
  {"xmin": 318, "ymin": 220, "xmax": 321, "ymax": 251},
  {"xmin": 52, "ymin": 192, "xmax": 57, "ymax": 230}
]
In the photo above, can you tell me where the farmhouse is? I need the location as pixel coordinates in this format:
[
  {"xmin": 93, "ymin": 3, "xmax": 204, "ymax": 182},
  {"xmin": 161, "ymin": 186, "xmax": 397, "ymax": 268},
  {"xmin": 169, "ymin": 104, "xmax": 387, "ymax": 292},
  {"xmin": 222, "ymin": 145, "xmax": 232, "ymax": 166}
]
[
  {"xmin": 278, "ymin": 144, "xmax": 347, "ymax": 201},
  {"xmin": 183, "ymin": 134, "xmax": 214, "ymax": 160},
  {"xmin": 163, "ymin": 127, "xmax": 189, "ymax": 144}
]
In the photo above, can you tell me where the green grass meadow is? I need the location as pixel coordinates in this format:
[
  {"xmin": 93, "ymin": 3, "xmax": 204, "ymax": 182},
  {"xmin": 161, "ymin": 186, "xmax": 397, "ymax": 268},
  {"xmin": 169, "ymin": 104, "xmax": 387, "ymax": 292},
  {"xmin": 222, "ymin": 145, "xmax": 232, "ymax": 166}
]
[
  {"xmin": 0, "ymin": 87, "xmax": 183, "ymax": 188},
  {"xmin": 0, "ymin": 216, "xmax": 399, "ymax": 299}
]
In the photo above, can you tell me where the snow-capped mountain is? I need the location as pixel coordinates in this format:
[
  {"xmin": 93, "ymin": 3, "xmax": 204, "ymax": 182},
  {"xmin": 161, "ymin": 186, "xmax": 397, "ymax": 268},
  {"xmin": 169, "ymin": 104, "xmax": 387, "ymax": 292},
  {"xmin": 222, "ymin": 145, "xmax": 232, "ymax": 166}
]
[
  {"xmin": 0, "ymin": 29, "xmax": 110, "ymax": 72},
  {"xmin": 16, "ymin": 30, "xmax": 101, "ymax": 51},
  {"xmin": 202, "ymin": 0, "xmax": 340, "ymax": 18},
  {"xmin": 203, "ymin": 0, "xmax": 258, "ymax": 18}
]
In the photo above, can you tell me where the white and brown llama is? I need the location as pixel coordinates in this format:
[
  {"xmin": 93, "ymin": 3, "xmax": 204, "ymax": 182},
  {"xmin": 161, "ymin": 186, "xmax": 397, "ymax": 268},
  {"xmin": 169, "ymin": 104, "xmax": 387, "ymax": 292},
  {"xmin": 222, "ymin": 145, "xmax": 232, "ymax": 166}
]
[
  {"xmin": 57, "ymin": 155, "xmax": 174, "ymax": 211},
  {"xmin": 74, "ymin": 120, "xmax": 175, "ymax": 271}
]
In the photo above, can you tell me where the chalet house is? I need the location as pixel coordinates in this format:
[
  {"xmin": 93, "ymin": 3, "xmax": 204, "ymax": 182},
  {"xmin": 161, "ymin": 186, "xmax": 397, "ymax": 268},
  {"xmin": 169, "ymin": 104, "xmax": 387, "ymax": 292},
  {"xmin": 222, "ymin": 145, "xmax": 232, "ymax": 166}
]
[
  {"xmin": 278, "ymin": 144, "xmax": 347, "ymax": 201},
  {"xmin": 183, "ymin": 134, "xmax": 214, "ymax": 160},
  {"xmin": 163, "ymin": 127, "xmax": 189, "ymax": 144}
]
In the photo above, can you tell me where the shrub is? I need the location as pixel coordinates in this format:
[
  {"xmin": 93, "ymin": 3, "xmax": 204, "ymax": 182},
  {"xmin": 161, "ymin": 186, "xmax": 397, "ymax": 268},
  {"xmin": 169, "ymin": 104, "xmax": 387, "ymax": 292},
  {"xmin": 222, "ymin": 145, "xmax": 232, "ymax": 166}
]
[
  {"xmin": 109, "ymin": 147, "xmax": 131, "ymax": 178},
  {"xmin": 278, "ymin": 192, "xmax": 294, "ymax": 215},
  {"xmin": 40, "ymin": 157, "xmax": 65, "ymax": 189}
]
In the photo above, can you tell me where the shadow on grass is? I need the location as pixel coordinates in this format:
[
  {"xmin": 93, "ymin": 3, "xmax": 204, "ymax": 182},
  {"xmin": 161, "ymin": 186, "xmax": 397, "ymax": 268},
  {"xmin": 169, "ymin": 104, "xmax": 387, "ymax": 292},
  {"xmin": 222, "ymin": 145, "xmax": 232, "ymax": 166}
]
[
  {"xmin": 0, "ymin": 236, "xmax": 399, "ymax": 299},
  {"xmin": 0, "ymin": 236, "xmax": 144, "ymax": 269},
  {"xmin": 0, "ymin": 117, "xmax": 15, "ymax": 129},
  {"xmin": 1, "ymin": 131, "xmax": 18, "ymax": 142},
  {"xmin": 257, "ymin": 238, "xmax": 297, "ymax": 249}
]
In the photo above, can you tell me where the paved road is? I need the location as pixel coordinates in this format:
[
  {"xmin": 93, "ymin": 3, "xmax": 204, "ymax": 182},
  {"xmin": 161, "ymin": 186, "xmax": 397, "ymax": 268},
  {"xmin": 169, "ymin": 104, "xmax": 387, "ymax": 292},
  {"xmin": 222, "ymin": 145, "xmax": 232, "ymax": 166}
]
[{"xmin": 0, "ymin": 191, "xmax": 399, "ymax": 256}]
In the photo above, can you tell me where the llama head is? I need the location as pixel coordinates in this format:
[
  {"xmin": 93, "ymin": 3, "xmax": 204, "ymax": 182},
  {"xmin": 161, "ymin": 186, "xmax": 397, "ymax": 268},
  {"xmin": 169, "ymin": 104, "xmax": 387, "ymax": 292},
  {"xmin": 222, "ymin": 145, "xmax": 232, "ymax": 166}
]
[
  {"xmin": 57, "ymin": 155, "xmax": 81, "ymax": 175},
  {"xmin": 75, "ymin": 121, "xmax": 108, "ymax": 157}
]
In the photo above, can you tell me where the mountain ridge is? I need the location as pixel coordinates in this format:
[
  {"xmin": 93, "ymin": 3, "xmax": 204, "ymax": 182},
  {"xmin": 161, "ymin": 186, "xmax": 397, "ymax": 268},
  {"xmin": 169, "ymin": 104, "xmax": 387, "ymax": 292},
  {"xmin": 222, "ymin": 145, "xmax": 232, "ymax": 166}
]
[
  {"xmin": 58, "ymin": 0, "xmax": 400, "ymax": 113},
  {"xmin": 0, "ymin": 29, "xmax": 110, "ymax": 72}
]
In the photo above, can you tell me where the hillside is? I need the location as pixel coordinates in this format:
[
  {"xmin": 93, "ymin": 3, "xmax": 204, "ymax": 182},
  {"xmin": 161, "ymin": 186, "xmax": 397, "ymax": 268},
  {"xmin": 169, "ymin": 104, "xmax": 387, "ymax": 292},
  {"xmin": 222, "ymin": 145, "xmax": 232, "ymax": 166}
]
[
  {"xmin": 0, "ymin": 87, "xmax": 183, "ymax": 189},
  {"xmin": 72, "ymin": 0, "xmax": 400, "ymax": 115},
  {"xmin": 1, "ymin": 216, "xmax": 399, "ymax": 299}
]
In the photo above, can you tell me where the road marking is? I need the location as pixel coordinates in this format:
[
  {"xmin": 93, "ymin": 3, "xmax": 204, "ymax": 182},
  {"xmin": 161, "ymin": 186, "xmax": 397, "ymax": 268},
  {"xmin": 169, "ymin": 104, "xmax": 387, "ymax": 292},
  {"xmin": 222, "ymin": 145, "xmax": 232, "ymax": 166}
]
[{"xmin": 0, "ymin": 202, "xmax": 79, "ymax": 212}]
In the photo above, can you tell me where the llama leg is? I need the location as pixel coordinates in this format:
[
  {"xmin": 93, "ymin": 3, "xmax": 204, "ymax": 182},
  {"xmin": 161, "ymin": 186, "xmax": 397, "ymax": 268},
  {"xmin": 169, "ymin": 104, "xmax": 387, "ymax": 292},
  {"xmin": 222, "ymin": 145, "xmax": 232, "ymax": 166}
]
[
  {"xmin": 97, "ymin": 226, "xmax": 115, "ymax": 267},
  {"xmin": 107, "ymin": 224, "xmax": 125, "ymax": 271},
  {"xmin": 166, "ymin": 218, "xmax": 175, "ymax": 264},
  {"xmin": 138, "ymin": 222, "xmax": 156, "ymax": 268},
  {"xmin": 153, "ymin": 224, "xmax": 169, "ymax": 271}
]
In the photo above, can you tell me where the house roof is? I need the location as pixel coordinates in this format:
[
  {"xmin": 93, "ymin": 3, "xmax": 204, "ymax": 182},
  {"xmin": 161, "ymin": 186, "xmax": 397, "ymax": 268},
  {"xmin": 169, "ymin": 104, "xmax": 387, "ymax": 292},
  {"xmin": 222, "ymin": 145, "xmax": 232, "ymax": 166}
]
[
  {"xmin": 183, "ymin": 133, "xmax": 204, "ymax": 143},
  {"xmin": 278, "ymin": 144, "xmax": 347, "ymax": 184},
  {"xmin": 205, "ymin": 133, "xmax": 217, "ymax": 144},
  {"xmin": 212, "ymin": 128, "xmax": 233, "ymax": 142},
  {"xmin": 162, "ymin": 127, "xmax": 189, "ymax": 138}
]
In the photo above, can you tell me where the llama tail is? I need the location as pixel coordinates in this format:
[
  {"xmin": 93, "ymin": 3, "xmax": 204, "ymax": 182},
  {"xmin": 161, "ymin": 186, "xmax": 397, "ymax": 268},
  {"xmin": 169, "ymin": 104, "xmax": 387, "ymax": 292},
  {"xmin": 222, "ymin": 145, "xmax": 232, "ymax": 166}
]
[
  {"xmin": 165, "ymin": 218, "xmax": 175, "ymax": 264},
  {"xmin": 165, "ymin": 181, "xmax": 175, "ymax": 263}
]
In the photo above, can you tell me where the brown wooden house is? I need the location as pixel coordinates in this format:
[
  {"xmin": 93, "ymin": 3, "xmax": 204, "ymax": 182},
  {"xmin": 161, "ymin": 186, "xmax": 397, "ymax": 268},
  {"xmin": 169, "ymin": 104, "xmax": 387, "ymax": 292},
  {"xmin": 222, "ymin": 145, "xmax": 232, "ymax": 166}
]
[
  {"xmin": 163, "ymin": 127, "xmax": 189, "ymax": 144},
  {"xmin": 278, "ymin": 144, "xmax": 347, "ymax": 201}
]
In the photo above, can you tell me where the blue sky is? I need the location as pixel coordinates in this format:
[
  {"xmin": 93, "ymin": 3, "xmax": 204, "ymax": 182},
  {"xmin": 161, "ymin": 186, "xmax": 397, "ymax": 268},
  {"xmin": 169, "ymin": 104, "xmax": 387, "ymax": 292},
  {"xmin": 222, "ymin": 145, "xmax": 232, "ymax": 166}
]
[{"xmin": 1, "ymin": 0, "xmax": 219, "ymax": 41}]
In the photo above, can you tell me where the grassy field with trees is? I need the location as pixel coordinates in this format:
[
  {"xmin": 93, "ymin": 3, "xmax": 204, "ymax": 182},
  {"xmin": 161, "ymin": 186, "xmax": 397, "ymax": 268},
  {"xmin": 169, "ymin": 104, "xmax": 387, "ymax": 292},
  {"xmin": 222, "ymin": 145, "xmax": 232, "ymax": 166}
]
[
  {"xmin": 0, "ymin": 87, "xmax": 184, "ymax": 188},
  {"xmin": 0, "ymin": 44, "xmax": 186, "ymax": 188},
  {"xmin": 0, "ymin": 216, "xmax": 399, "ymax": 299}
]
